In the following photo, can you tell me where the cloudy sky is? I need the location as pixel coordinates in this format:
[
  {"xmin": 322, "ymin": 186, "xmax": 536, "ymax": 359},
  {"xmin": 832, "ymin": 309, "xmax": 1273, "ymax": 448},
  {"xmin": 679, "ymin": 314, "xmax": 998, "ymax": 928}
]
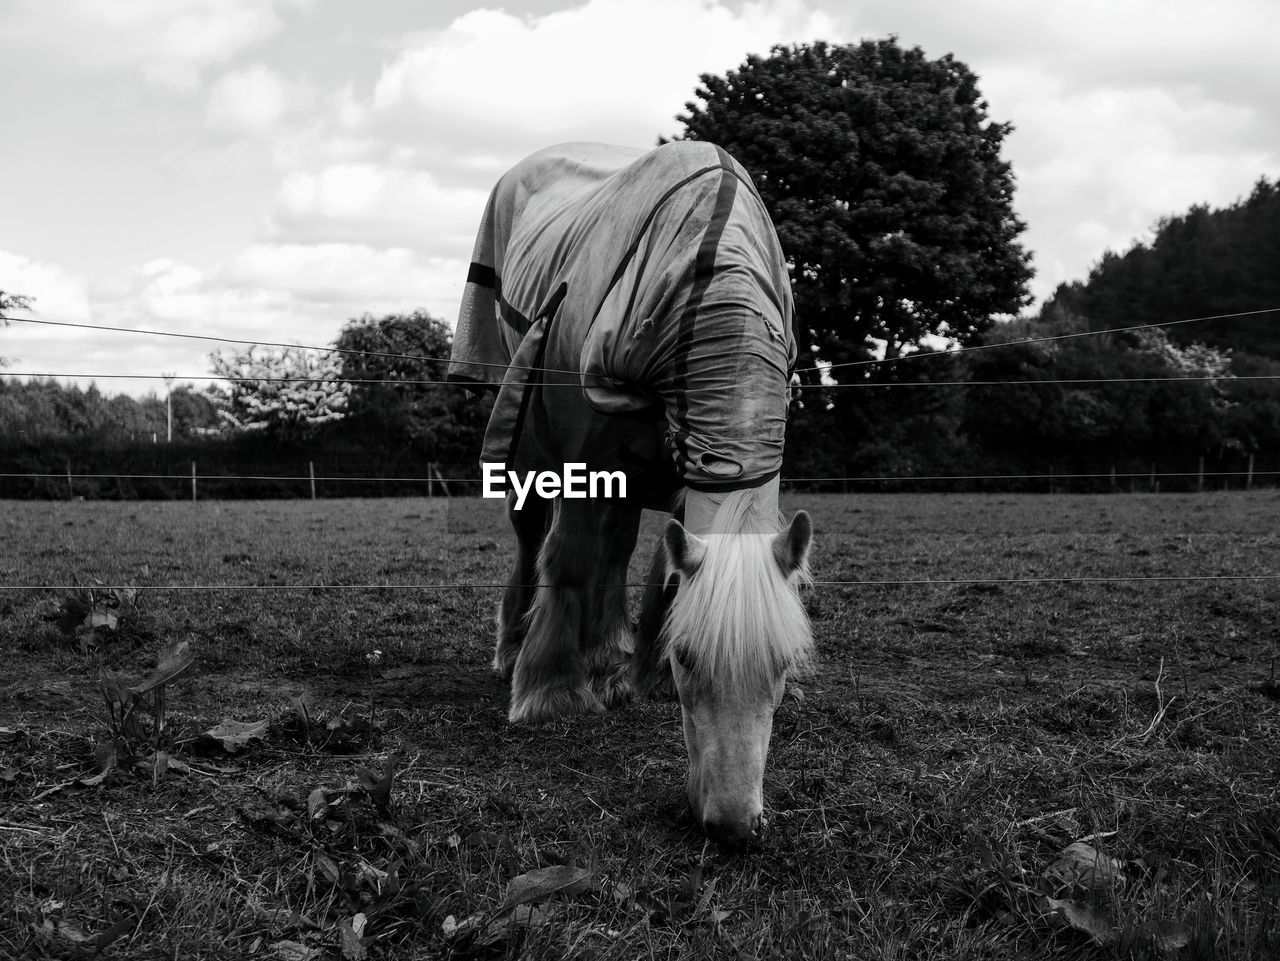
[{"xmin": 1, "ymin": 0, "xmax": 1276, "ymax": 397}]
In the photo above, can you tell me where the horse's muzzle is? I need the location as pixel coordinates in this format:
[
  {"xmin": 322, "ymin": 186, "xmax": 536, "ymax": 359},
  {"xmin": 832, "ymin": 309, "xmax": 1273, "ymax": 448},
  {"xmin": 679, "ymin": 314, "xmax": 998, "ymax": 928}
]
[{"xmin": 701, "ymin": 811, "xmax": 763, "ymax": 850}]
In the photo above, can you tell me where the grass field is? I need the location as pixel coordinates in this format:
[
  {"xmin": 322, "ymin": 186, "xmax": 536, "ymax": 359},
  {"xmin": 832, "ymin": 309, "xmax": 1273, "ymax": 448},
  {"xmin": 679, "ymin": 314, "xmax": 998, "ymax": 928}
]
[{"xmin": 1, "ymin": 492, "xmax": 1278, "ymax": 960}]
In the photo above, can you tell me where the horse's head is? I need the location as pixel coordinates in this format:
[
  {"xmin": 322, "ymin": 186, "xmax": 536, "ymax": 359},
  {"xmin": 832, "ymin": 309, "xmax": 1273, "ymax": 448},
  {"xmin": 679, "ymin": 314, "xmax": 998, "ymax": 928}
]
[{"xmin": 662, "ymin": 495, "xmax": 812, "ymax": 848}]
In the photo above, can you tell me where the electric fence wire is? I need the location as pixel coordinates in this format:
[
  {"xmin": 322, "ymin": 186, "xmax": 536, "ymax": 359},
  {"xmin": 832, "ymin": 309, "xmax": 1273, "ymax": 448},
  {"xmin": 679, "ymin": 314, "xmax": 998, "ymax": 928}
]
[
  {"xmin": 5, "ymin": 305, "xmax": 1278, "ymax": 387},
  {"xmin": 2, "ymin": 572, "xmax": 1279, "ymax": 592}
]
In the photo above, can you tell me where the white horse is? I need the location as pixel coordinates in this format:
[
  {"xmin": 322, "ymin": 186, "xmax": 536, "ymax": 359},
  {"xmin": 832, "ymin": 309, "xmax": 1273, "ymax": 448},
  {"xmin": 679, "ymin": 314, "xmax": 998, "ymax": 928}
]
[
  {"xmin": 449, "ymin": 141, "xmax": 815, "ymax": 846},
  {"xmin": 649, "ymin": 486, "xmax": 812, "ymax": 845}
]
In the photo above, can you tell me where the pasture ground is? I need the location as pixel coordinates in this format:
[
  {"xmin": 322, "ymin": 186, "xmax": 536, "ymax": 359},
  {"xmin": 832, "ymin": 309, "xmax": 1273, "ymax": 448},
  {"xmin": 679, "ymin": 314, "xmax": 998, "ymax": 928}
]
[{"xmin": 1, "ymin": 492, "xmax": 1278, "ymax": 960}]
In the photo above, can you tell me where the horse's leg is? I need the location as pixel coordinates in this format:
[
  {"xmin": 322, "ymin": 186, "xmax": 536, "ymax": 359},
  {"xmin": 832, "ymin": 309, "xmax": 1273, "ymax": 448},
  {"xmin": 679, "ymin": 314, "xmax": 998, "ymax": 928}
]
[
  {"xmin": 633, "ymin": 498, "xmax": 684, "ymax": 698},
  {"xmin": 585, "ymin": 501, "xmax": 642, "ymax": 708},
  {"xmin": 495, "ymin": 490, "xmax": 550, "ymax": 681},
  {"xmin": 633, "ymin": 533, "xmax": 677, "ymax": 697},
  {"xmin": 509, "ymin": 497, "xmax": 603, "ymax": 722}
]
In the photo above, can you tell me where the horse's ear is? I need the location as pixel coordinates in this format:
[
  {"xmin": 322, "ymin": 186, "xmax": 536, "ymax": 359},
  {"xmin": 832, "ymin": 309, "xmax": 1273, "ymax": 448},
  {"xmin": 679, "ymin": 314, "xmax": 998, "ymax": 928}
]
[
  {"xmin": 772, "ymin": 510, "xmax": 812, "ymax": 576},
  {"xmin": 664, "ymin": 519, "xmax": 707, "ymax": 577}
]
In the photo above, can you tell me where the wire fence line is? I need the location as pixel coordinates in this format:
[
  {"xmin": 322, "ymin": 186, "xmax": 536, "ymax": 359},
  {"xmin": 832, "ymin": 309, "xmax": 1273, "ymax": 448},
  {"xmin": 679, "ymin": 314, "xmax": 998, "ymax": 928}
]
[
  {"xmin": 3, "ymin": 467, "xmax": 1278, "ymax": 486},
  {"xmin": 2, "ymin": 368, "xmax": 1275, "ymax": 391},
  {"xmin": 6, "ymin": 468, "xmax": 1273, "ymax": 595},
  {"xmin": 5, "ymin": 317, "xmax": 579, "ymax": 378},
  {"xmin": 5, "ymin": 308, "xmax": 1276, "ymax": 497},
  {"xmin": 4, "ymin": 573, "xmax": 1280, "ymax": 592},
  {"xmin": 8, "ymin": 304, "xmax": 1279, "ymax": 383},
  {"xmin": 2, "ymin": 461, "xmax": 1276, "ymax": 505},
  {"xmin": 7, "ymin": 311, "xmax": 1277, "ymax": 606},
  {"xmin": 805, "ymin": 374, "xmax": 1278, "ymax": 389},
  {"xmin": 798, "ymin": 305, "xmax": 1280, "ymax": 377}
]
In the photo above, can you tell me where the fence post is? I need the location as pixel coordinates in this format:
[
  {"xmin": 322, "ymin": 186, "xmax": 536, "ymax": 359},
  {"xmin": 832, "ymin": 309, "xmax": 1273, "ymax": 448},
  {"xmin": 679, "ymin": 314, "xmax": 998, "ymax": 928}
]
[
  {"xmin": 310, "ymin": 461, "xmax": 317, "ymax": 501},
  {"xmin": 1247, "ymin": 452, "xmax": 1254, "ymax": 491},
  {"xmin": 66, "ymin": 461, "xmax": 73, "ymax": 500},
  {"xmin": 191, "ymin": 461, "xmax": 197, "ymax": 502},
  {"xmin": 1198, "ymin": 455, "xmax": 1204, "ymax": 493}
]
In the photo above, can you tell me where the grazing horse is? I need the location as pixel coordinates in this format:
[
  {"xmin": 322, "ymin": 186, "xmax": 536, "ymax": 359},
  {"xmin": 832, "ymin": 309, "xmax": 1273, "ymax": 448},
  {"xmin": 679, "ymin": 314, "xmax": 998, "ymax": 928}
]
[{"xmin": 448, "ymin": 141, "xmax": 813, "ymax": 846}]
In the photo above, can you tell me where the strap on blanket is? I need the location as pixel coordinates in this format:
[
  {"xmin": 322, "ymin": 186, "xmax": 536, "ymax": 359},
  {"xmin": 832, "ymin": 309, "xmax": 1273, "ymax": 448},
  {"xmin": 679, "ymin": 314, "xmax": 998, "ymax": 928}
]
[
  {"xmin": 684, "ymin": 467, "xmax": 781, "ymax": 494},
  {"xmin": 494, "ymin": 282, "xmax": 568, "ymax": 469}
]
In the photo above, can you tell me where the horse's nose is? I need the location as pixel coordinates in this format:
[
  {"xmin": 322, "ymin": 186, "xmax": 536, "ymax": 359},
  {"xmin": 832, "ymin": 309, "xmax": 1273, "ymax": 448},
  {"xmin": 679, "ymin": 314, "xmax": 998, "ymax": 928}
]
[{"xmin": 702, "ymin": 812, "xmax": 762, "ymax": 850}]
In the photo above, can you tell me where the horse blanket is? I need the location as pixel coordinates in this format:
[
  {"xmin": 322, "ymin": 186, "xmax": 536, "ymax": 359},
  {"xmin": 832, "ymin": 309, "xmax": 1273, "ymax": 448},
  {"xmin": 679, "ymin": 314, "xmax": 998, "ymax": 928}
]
[{"xmin": 448, "ymin": 141, "xmax": 797, "ymax": 500}]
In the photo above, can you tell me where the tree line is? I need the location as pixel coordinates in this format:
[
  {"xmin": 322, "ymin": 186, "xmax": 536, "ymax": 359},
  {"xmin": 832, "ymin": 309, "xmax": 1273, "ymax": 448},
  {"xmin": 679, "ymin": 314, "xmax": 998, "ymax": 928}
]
[
  {"xmin": 2, "ymin": 39, "xmax": 1278, "ymax": 495},
  {"xmin": 1, "ymin": 295, "xmax": 1271, "ymax": 497}
]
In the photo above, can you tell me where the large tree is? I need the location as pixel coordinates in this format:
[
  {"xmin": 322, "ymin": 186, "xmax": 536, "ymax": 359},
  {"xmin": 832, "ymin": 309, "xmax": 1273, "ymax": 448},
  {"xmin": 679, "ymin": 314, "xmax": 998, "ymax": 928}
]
[
  {"xmin": 672, "ymin": 39, "xmax": 1032, "ymax": 376},
  {"xmin": 1033, "ymin": 176, "xmax": 1280, "ymax": 462},
  {"xmin": 333, "ymin": 311, "xmax": 490, "ymax": 465},
  {"xmin": 1043, "ymin": 177, "xmax": 1280, "ymax": 360}
]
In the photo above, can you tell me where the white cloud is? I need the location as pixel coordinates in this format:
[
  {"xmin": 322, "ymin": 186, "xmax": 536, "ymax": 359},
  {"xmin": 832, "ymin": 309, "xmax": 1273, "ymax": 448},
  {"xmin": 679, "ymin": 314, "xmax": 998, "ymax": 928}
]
[
  {"xmin": 268, "ymin": 165, "xmax": 489, "ymax": 254},
  {"xmin": 83, "ymin": 259, "xmax": 298, "ymax": 376},
  {"xmin": 368, "ymin": 0, "xmax": 838, "ymax": 160},
  {"xmin": 843, "ymin": 0, "xmax": 1280, "ymax": 303},
  {"xmin": 3, "ymin": 245, "xmax": 462, "ymax": 394},
  {"xmin": 225, "ymin": 242, "xmax": 462, "ymax": 318},
  {"xmin": 0, "ymin": 251, "xmax": 93, "ymax": 327},
  {"xmin": 0, "ymin": 255, "xmax": 234, "ymax": 390},
  {"xmin": 1, "ymin": 0, "xmax": 300, "ymax": 88},
  {"xmin": 206, "ymin": 64, "xmax": 315, "ymax": 135},
  {"xmin": 8, "ymin": 0, "xmax": 1280, "ymax": 399},
  {"xmin": 345, "ymin": 0, "xmax": 1277, "ymax": 309},
  {"xmin": 836, "ymin": 0, "xmax": 1279, "ymax": 120},
  {"xmin": 981, "ymin": 65, "xmax": 1276, "ymax": 301}
]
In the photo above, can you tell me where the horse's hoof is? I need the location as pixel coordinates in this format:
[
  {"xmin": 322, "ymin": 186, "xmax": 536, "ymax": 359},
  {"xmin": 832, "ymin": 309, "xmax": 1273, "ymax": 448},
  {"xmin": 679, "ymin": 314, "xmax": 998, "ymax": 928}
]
[
  {"xmin": 593, "ymin": 667, "xmax": 633, "ymax": 709},
  {"xmin": 492, "ymin": 642, "xmax": 520, "ymax": 681},
  {"xmin": 509, "ymin": 684, "xmax": 604, "ymax": 723}
]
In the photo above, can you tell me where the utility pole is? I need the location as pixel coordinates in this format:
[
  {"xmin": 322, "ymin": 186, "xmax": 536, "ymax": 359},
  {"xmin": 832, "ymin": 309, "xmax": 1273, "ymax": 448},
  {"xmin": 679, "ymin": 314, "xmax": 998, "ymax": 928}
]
[{"xmin": 163, "ymin": 373, "xmax": 176, "ymax": 442}]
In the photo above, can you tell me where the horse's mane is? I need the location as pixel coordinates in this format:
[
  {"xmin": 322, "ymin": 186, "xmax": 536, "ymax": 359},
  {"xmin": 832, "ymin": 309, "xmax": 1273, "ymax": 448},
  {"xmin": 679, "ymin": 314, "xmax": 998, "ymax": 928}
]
[{"xmin": 664, "ymin": 487, "xmax": 812, "ymax": 696}]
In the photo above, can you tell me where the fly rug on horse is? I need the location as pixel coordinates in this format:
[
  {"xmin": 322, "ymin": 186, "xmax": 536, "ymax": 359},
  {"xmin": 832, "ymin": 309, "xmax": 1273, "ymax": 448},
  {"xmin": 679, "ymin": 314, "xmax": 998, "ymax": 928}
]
[{"xmin": 448, "ymin": 141, "xmax": 814, "ymax": 847}]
